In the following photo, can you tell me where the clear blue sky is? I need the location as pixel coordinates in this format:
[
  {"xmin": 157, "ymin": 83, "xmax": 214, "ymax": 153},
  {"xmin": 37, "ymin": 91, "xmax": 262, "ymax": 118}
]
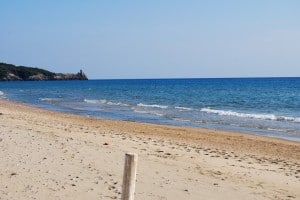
[{"xmin": 1, "ymin": 0, "xmax": 299, "ymax": 79}]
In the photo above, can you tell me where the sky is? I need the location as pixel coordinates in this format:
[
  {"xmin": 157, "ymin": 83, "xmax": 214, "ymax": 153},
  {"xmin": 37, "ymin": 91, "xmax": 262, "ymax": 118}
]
[{"xmin": 0, "ymin": 0, "xmax": 300, "ymax": 79}]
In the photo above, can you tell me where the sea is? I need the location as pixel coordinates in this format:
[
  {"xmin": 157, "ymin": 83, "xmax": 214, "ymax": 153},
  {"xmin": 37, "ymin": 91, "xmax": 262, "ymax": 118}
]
[{"xmin": 1, "ymin": 78, "xmax": 300, "ymax": 141}]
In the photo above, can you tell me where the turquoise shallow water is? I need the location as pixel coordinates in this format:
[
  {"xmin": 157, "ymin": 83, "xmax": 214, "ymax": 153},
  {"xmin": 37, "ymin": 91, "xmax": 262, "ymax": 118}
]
[{"xmin": 1, "ymin": 78, "xmax": 300, "ymax": 141}]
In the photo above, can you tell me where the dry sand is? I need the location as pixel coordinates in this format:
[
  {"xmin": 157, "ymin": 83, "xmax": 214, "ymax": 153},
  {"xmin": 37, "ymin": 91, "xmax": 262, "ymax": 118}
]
[{"xmin": 0, "ymin": 99, "xmax": 299, "ymax": 200}]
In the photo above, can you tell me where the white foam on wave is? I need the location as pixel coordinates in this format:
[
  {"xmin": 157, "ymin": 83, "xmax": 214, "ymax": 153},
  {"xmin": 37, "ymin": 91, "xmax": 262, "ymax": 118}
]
[
  {"xmin": 137, "ymin": 103, "xmax": 168, "ymax": 109},
  {"xmin": 0, "ymin": 91, "xmax": 5, "ymax": 99},
  {"xmin": 175, "ymin": 106, "xmax": 193, "ymax": 111},
  {"xmin": 201, "ymin": 107, "xmax": 300, "ymax": 123},
  {"xmin": 134, "ymin": 109, "xmax": 164, "ymax": 116},
  {"xmin": 84, "ymin": 99, "xmax": 107, "ymax": 104},
  {"xmin": 40, "ymin": 98, "xmax": 61, "ymax": 102},
  {"xmin": 174, "ymin": 118, "xmax": 191, "ymax": 122},
  {"xmin": 84, "ymin": 99, "xmax": 129, "ymax": 107},
  {"xmin": 107, "ymin": 101, "xmax": 130, "ymax": 107},
  {"xmin": 277, "ymin": 116, "xmax": 300, "ymax": 123}
]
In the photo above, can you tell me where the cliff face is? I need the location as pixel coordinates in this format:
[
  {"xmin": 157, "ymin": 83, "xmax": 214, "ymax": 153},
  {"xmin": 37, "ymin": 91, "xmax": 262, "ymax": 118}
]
[{"xmin": 0, "ymin": 63, "xmax": 88, "ymax": 81}]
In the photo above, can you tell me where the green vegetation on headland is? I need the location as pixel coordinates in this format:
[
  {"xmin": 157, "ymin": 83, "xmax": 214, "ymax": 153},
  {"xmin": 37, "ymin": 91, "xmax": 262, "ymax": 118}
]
[{"xmin": 0, "ymin": 62, "xmax": 88, "ymax": 81}]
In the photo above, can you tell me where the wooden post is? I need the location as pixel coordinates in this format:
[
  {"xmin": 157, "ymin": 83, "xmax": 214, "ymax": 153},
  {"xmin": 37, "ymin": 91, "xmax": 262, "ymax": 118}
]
[{"xmin": 121, "ymin": 153, "xmax": 138, "ymax": 200}]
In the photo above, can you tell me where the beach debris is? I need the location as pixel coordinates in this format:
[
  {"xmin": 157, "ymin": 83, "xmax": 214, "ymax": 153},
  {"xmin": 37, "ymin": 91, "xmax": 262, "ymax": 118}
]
[
  {"xmin": 108, "ymin": 185, "xmax": 116, "ymax": 190},
  {"xmin": 10, "ymin": 172, "xmax": 17, "ymax": 176},
  {"xmin": 103, "ymin": 142, "xmax": 109, "ymax": 145},
  {"xmin": 0, "ymin": 112, "xmax": 3, "ymax": 115},
  {"xmin": 287, "ymin": 195, "xmax": 295, "ymax": 198}
]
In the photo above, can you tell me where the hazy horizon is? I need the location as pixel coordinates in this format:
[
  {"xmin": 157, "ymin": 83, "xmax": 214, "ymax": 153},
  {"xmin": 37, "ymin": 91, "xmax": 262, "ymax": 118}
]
[{"xmin": 1, "ymin": 1, "xmax": 299, "ymax": 79}]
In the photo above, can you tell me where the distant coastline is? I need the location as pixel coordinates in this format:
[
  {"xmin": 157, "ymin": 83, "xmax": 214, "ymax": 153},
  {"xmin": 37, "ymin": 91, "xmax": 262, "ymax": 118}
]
[{"xmin": 0, "ymin": 62, "xmax": 88, "ymax": 81}]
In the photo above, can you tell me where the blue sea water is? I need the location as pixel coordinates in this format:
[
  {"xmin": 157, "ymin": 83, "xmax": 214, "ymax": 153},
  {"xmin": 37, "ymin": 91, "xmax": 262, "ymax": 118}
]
[{"xmin": 1, "ymin": 78, "xmax": 300, "ymax": 141}]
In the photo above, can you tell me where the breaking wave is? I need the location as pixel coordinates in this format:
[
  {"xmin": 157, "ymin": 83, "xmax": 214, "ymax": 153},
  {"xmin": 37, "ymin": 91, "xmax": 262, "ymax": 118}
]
[
  {"xmin": 84, "ymin": 99, "xmax": 107, "ymax": 104},
  {"xmin": 137, "ymin": 103, "xmax": 168, "ymax": 109},
  {"xmin": 84, "ymin": 99, "xmax": 129, "ymax": 107},
  {"xmin": 133, "ymin": 109, "xmax": 164, "ymax": 116},
  {"xmin": 175, "ymin": 106, "xmax": 193, "ymax": 111},
  {"xmin": 39, "ymin": 98, "xmax": 62, "ymax": 102},
  {"xmin": 201, "ymin": 108, "xmax": 300, "ymax": 123},
  {"xmin": 0, "ymin": 91, "xmax": 5, "ymax": 99}
]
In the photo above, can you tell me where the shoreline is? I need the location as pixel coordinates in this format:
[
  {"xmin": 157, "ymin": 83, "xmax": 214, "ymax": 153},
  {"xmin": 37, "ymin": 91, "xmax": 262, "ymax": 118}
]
[
  {"xmin": 2, "ymin": 78, "xmax": 300, "ymax": 143},
  {"xmin": 3, "ymin": 99, "xmax": 299, "ymax": 158},
  {"xmin": 1, "ymin": 99, "xmax": 299, "ymax": 199}
]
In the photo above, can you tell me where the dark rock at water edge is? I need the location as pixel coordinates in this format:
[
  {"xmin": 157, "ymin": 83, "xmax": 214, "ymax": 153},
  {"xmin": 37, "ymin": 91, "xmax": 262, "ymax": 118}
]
[{"xmin": 0, "ymin": 62, "xmax": 88, "ymax": 81}]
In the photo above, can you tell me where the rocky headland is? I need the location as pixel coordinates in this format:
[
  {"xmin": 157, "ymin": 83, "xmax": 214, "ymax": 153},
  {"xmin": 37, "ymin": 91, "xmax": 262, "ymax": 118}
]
[{"xmin": 0, "ymin": 62, "xmax": 88, "ymax": 81}]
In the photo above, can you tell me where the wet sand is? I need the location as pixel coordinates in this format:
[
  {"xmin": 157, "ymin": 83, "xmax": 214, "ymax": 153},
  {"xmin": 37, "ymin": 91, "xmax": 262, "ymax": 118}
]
[{"xmin": 0, "ymin": 99, "xmax": 299, "ymax": 200}]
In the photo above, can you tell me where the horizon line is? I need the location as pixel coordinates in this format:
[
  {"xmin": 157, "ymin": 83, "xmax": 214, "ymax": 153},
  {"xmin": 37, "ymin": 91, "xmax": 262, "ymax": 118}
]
[{"xmin": 88, "ymin": 76, "xmax": 300, "ymax": 81}]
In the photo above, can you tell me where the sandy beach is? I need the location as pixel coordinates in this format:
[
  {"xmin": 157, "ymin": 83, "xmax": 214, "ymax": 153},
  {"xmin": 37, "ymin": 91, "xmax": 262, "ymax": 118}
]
[{"xmin": 0, "ymin": 99, "xmax": 299, "ymax": 200}]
